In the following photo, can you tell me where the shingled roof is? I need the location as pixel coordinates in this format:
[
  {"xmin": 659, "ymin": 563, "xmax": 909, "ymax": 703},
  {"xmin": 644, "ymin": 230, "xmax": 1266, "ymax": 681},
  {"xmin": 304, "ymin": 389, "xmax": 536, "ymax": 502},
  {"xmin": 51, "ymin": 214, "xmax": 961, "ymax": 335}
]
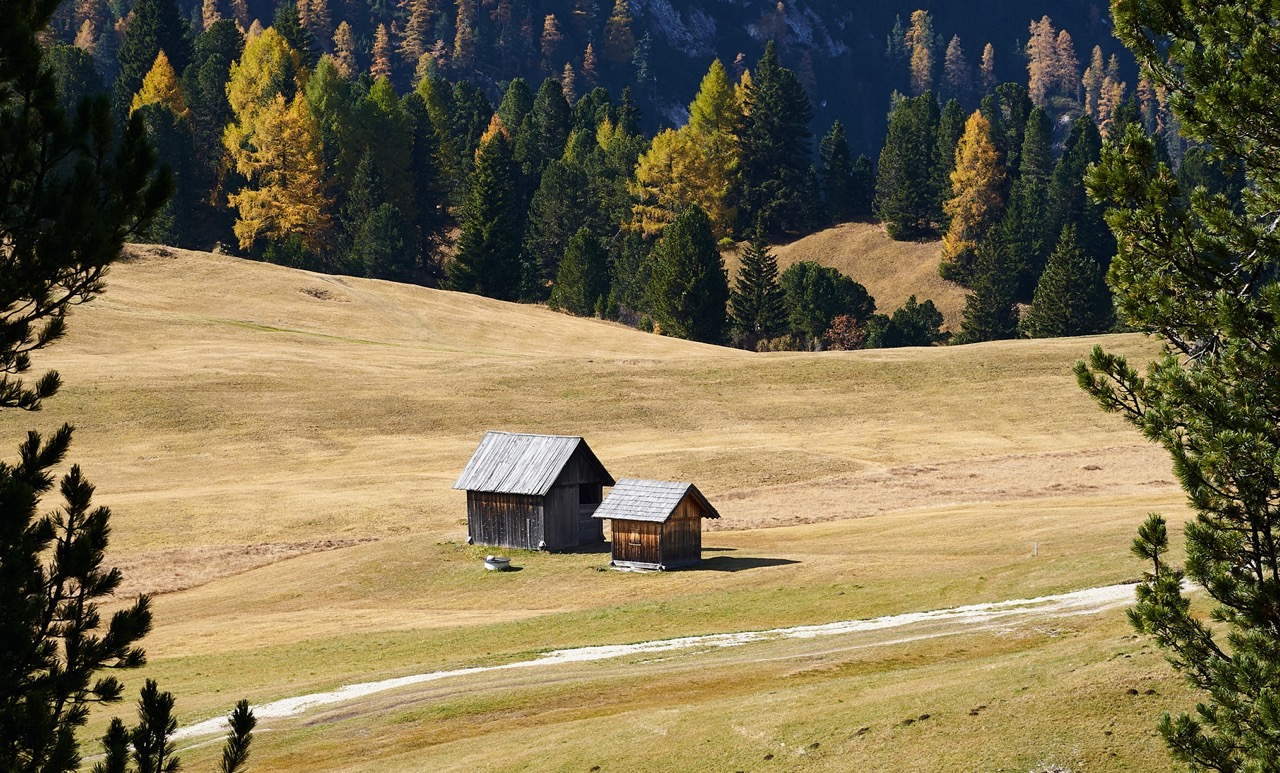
[
  {"xmin": 453, "ymin": 431, "xmax": 613, "ymax": 496},
  {"xmin": 591, "ymin": 478, "xmax": 720, "ymax": 523}
]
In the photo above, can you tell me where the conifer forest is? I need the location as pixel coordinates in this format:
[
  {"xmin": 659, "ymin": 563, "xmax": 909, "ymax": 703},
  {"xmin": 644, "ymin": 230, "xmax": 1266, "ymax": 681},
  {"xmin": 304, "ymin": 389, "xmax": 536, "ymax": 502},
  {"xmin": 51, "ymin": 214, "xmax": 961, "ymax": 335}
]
[{"xmin": 36, "ymin": 0, "xmax": 1217, "ymax": 350}]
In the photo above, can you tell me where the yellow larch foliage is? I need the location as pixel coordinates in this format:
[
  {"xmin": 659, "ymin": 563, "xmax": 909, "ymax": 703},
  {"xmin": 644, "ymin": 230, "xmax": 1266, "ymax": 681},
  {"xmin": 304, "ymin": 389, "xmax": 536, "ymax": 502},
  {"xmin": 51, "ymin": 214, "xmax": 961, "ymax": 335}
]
[
  {"xmin": 629, "ymin": 59, "xmax": 741, "ymax": 239},
  {"xmin": 980, "ymin": 43, "xmax": 996, "ymax": 92},
  {"xmin": 905, "ymin": 9, "xmax": 933, "ymax": 95},
  {"xmin": 226, "ymin": 93, "xmax": 332, "ymax": 251},
  {"xmin": 225, "ymin": 27, "xmax": 302, "ymax": 120},
  {"xmin": 1026, "ymin": 15, "xmax": 1056, "ymax": 105},
  {"xmin": 372, "ymin": 23, "xmax": 393, "ymax": 79},
  {"xmin": 130, "ymin": 50, "xmax": 188, "ymax": 119},
  {"xmin": 942, "ymin": 110, "xmax": 1005, "ymax": 266}
]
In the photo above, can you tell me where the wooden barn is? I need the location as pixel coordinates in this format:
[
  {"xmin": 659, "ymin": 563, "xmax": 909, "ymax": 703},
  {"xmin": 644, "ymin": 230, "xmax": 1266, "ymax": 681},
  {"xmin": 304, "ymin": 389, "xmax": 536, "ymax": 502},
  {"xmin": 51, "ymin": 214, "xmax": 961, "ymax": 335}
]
[
  {"xmin": 593, "ymin": 478, "xmax": 720, "ymax": 570},
  {"xmin": 453, "ymin": 431, "xmax": 615, "ymax": 551}
]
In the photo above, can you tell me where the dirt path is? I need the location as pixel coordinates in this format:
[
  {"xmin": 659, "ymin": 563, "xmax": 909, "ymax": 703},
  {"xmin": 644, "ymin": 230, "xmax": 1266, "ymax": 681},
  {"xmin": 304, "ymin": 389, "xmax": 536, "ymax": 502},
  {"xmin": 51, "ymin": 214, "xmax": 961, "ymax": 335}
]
[{"xmin": 173, "ymin": 583, "xmax": 1137, "ymax": 742}]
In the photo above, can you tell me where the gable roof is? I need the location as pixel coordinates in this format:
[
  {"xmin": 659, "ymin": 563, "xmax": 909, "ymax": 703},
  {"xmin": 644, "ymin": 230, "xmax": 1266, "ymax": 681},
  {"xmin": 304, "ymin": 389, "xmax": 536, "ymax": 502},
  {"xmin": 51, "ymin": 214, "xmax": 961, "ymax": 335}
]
[
  {"xmin": 453, "ymin": 431, "xmax": 613, "ymax": 496},
  {"xmin": 592, "ymin": 478, "xmax": 720, "ymax": 523}
]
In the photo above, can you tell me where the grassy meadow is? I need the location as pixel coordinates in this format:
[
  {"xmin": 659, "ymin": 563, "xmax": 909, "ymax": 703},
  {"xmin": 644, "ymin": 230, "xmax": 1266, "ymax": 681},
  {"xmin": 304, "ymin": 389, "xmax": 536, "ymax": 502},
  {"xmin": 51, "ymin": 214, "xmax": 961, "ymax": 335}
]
[{"xmin": 1, "ymin": 244, "xmax": 1196, "ymax": 770}]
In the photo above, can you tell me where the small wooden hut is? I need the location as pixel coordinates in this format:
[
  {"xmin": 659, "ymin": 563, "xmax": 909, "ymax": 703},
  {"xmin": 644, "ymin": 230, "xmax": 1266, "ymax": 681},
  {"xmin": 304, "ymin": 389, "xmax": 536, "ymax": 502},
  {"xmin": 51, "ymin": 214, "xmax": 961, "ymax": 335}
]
[
  {"xmin": 593, "ymin": 478, "xmax": 720, "ymax": 570},
  {"xmin": 453, "ymin": 431, "xmax": 614, "ymax": 551}
]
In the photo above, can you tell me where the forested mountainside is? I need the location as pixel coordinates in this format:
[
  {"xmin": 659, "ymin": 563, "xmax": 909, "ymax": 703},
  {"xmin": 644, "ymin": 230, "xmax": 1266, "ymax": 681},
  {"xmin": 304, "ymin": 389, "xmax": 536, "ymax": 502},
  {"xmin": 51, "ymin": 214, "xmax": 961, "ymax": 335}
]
[
  {"xmin": 47, "ymin": 0, "xmax": 1199, "ymax": 353},
  {"xmin": 52, "ymin": 0, "xmax": 1127, "ymax": 152}
]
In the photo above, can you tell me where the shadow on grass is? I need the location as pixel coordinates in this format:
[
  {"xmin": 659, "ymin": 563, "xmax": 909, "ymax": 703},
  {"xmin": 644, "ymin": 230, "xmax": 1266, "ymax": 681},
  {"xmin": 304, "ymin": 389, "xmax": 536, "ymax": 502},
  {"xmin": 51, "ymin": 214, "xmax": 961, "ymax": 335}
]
[{"xmin": 693, "ymin": 556, "xmax": 799, "ymax": 572}]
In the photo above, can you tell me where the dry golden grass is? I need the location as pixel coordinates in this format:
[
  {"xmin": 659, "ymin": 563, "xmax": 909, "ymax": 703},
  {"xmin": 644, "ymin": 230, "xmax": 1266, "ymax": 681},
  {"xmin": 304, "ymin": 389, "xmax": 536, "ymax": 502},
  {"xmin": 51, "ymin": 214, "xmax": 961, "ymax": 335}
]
[
  {"xmin": 0, "ymin": 245, "xmax": 1192, "ymax": 769},
  {"xmin": 763, "ymin": 221, "xmax": 966, "ymax": 330}
]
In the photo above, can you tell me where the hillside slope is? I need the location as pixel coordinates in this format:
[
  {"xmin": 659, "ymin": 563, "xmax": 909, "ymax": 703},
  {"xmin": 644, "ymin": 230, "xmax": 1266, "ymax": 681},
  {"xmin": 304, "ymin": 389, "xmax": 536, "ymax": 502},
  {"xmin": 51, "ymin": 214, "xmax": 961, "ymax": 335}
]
[
  {"xmin": 749, "ymin": 222, "xmax": 966, "ymax": 331},
  {"xmin": 4, "ymin": 246, "xmax": 1189, "ymax": 770}
]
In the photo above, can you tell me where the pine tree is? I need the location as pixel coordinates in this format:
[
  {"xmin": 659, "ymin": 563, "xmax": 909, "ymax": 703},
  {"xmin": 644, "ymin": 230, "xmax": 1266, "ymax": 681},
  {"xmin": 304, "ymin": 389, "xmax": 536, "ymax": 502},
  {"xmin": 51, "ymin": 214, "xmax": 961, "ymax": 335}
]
[
  {"xmin": 498, "ymin": 78, "xmax": 533, "ymax": 131},
  {"xmin": 818, "ymin": 120, "xmax": 856, "ymax": 224},
  {"xmin": 401, "ymin": 91, "xmax": 448, "ymax": 269},
  {"xmin": 932, "ymin": 98, "xmax": 966, "ymax": 228},
  {"xmin": 516, "ymin": 76, "xmax": 571, "ymax": 176},
  {"xmin": 866, "ymin": 295, "xmax": 949, "ymax": 348},
  {"xmin": 549, "ymin": 228, "xmax": 609, "ymax": 316},
  {"xmin": 450, "ymin": 127, "xmax": 523, "ymax": 299},
  {"xmin": 351, "ymin": 203, "xmax": 413, "ymax": 279},
  {"xmin": 850, "ymin": 155, "xmax": 875, "ymax": 220},
  {"xmin": 1077, "ymin": 7, "xmax": 1280, "ymax": 767},
  {"xmin": 729, "ymin": 224, "xmax": 787, "ymax": 348},
  {"xmin": 738, "ymin": 41, "xmax": 814, "ymax": 236},
  {"xmin": 941, "ymin": 110, "xmax": 1005, "ymax": 282},
  {"xmin": 603, "ymin": 0, "xmax": 634, "ymax": 64},
  {"xmin": 1021, "ymin": 225, "xmax": 1112, "ymax": 337},
  {"xmin": 646, "ymin": 206, "xmax": 729, "ymax": 343},
  {"xmin": 875, "ymin": 91, "xmax": 940, "ymax": 240}
]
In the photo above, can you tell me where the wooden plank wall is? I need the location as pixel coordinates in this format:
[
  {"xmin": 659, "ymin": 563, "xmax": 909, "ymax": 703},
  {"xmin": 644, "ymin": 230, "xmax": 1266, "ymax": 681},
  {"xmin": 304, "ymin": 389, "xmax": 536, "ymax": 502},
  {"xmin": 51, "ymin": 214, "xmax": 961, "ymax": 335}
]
[
  {"xmin": 543, "ymin": 484, "xmax": 579, "ymax": 550},
  {"xmin": 660, "ymin": 498, "xmax": 703, "ymax": 568},
  {"xmin": 611, "ymin": 520, "xmax": 662, "ymax": 567},
  {"xmin": 468, "ymin": 491, "xmax": 543, "ymax": 549}
]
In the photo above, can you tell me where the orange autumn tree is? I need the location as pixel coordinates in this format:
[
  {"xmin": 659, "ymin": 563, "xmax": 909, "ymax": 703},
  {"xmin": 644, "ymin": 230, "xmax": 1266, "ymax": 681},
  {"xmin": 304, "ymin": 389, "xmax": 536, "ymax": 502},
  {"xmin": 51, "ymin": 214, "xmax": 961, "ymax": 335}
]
[{"xmin": 941, "ymin": 110, "xmax": 1005, "ymax": 276}]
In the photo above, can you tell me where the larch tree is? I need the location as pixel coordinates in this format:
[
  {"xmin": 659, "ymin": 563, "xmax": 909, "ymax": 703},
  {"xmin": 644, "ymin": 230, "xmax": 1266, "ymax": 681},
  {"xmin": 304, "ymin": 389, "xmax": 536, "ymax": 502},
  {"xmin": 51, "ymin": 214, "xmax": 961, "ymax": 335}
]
[
  {"xmin": 631, "ymin": 58, "xmax": 740, "ymax": 239},
  {"xmin": 453, "ymin": 0, "xmax": 477, "ymax": 71},
  {"xmin": 1026, "ymin": 15, "xmax": 1056, "ymax": 106},
  {"xmin": 202, "ymin": 0, "xmax": 220, "ymax": 30},
  {"xmin": 1053, "ymin": 30, "xmax": 1079, "ymax": 102},
  {"xmin": 540, "ymin": 13, "xmax": 562, "ymax": 67},
  {"xmin": 226, "ymin": 92, "xmax": 332, "ymax": 253},
  {"xmin": 560, "ymin": 62, "xmax": 577, "ymax": 103},
  {"xmin": 980, "ymin": 43, "xmax": 996, "ymax": 93},
  {"xmin": 399, "ymin": 0, "xmax": 434, "ymax": 71},
  {"xmin": 371, "ymin": 23, "xmax": 392, "ymax": 79},
  {"xmin": 1075, "ymin": 3, "xmax": 1280, "ymax": 763},
  {"xmin": 943, "ymin": 36, "xmax": 971, "ymax": 105},
  {"xmin": 603, "ymin": 0, "xmax": 634, "ymax": 63},
  {"xmin": 1083, "ymin": 45, "xmax": 1105, "ymax": 121},
  {"xmin": 332, "ymin": 22, "xmax": 356, "ymax": 77},
  {"xmin": 941, "ymin": 110, "xmax": 1005, "ymax": 281},
  {"xmin": 581, "ymin": 43, "xmax": 598, "ymax": 88},
  {"xmin": 130, "ymin": 49, "xmax": 187, "ymax": 119},
  {"xmin": 905, "ymin": 9, "xmax": 934, "ymax": 95},
  {"xmin": 114, "ymin": 0, "xmax": 191, "ymax": 118}
]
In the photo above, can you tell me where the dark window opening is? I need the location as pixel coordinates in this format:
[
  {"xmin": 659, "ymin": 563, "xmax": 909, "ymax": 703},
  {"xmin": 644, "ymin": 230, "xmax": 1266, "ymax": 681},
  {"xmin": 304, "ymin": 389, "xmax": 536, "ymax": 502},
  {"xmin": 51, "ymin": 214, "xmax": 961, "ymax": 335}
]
[{"xmin": 579, "ymin": 484, "xmax": 601, "ymax": 505}]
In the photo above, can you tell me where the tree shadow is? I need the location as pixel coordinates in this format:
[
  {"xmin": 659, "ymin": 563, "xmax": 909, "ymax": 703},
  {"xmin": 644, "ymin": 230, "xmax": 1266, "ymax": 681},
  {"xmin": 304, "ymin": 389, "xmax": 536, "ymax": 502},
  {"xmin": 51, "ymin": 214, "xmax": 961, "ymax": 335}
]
[
  {"xmin": 693, "ymin": 556, "xmax": 800, "ymax": 572},
  {"xmin": 701, "ymin": 546, "xmax": 738, "ymax": 553}
]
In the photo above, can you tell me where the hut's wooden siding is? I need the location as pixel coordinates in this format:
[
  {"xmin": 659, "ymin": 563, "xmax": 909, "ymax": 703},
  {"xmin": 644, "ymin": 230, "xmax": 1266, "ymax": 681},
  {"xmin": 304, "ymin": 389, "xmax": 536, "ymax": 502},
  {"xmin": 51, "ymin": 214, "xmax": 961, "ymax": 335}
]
[
  {"xmin": 551, "ymin": 450, "xmax": 605, "ymax": 548},
  {"xmin": 610, "ymin": 520, "xmax": 662, "ymax": 567},
  {"xmin": 467, "ymin": 491, "xmax": 543, "ymax": 549},
  {"xmin": 543, "ymin": 484, "xmax": 579, "ymax": 550},
  {"xmin": 659, "ymin": 498, "xmax": 704, "ymax": 568}
]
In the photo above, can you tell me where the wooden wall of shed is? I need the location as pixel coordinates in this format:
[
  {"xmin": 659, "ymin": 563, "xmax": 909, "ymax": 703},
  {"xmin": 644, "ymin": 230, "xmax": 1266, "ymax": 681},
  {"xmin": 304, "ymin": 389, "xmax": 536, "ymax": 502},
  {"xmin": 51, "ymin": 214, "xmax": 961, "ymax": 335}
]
[
  {"xmin": 554, "ymin": 447, "xmax": 607, "ymax": 548},
  {"xmin": 610, "ymin": 520, "xmax": 662, "ymax": 567},
  {"xmin": 468, "ymin": 491, "xmax": 543, "ymax": 550},
  {"xmin": 543, "ymin": 484, "xmax": 580, "ymax": 550},
  {"xmin": 659, "ymin": 497, "xmax": 704, "ymax": 568}
]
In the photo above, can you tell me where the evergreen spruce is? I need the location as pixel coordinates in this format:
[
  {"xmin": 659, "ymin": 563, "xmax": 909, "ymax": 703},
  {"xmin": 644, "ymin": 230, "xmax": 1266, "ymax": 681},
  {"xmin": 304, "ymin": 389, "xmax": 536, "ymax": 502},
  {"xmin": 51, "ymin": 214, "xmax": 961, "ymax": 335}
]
[
  {"xmin": 1021, "ymin": 225, "xmax": 1113, "ymax": 338},
  {"xmin": 1050, "ymin": 115, "xmax": 1112, "ymax": 266},
  {"xmin": 932, "ymin": 98, "xmax": 966, "ymax": 228},
  {"xmin": 515, "ymin": 77, "xmax": 571, "ymax": 177},
  {"xmin": 956, "ymin": 236, "xmax": 1020, "ymax": 343},
  {"xmin": 549, "ymin": 228, "xmax": 609, "ymax": 316},
  {"xmin": 522, "ymin": 159, "xmax": 591, "ymax": 296},
  {"xmin": 402, "ymin": 91, "xmax": 448, "ymax": 274},
  {"xmin": 497, "ymin": 77, "xmax": 533, "ymax": 130},
  {"xmin": 849, "ymin": 155, "xmax": 876, "ymax": 220},
  {"xmin": 273, "ymin": 2, "xmax": 319, "ymax": 70},
  {"xmin": 737, "ymin": 40, "xmax": 814, "ymax": 236},
  {"xmin": 646, "ymin": 206, "xmax": 729, "ymax": 343},
  {"xmin": 818, "ymin": 120, "xmax": 856, "ymax": 225},
  {"xmin": 352, "ymin": 203, "xmax": 413, "ymax": 280},
  {"xmin": 865, "ymin": 295, "xmax": 949, "ymax": 348},
  {"xmin": 875, "ymin": 91, "xmax": 940, "ymax": 240},
  {"xmin": 729, "ymin": 224, "xmax": 788, "ymax": 348},
  {"xmin": 449, "ymin": 129, "xmax": 523, "ymax": 300}
]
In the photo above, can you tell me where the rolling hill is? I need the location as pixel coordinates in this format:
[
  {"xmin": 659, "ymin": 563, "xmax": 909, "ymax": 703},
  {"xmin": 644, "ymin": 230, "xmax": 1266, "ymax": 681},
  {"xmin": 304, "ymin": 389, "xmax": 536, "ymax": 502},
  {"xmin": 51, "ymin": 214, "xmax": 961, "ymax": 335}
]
[{"xmin": 7, "ymin": 245, "xmax": 1190, "ymax": 770}]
